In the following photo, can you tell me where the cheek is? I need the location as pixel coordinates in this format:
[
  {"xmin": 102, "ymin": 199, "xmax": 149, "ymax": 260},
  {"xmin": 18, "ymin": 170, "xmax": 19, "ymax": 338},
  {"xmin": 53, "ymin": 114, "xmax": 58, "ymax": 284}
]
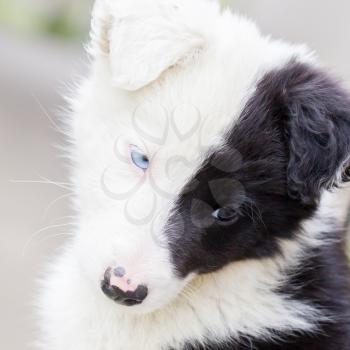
[
  {"xmin": 168, "ymin": 218, "xmax": 249, "ymax": 277},
  {"xmin": 168, "ymin": 229, "xmax": 204, "ymax": 278},
  {"xmin": 126, "ymin": 161, "xmax": 146, "ymax": 178}
]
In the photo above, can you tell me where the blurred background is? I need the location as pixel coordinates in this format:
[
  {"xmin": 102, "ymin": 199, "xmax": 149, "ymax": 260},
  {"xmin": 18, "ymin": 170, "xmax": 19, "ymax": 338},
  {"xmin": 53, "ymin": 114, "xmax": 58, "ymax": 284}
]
[{"xmin": 1, "ymin": 1, "xmax": 349, "ymax": 349}]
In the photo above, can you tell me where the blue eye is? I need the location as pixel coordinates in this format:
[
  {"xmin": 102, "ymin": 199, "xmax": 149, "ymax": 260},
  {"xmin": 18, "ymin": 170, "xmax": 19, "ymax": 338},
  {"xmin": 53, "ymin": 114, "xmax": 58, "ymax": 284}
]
[{"xmin": 130, "ymin": 146, "xmax": 149, "ymax": 171}]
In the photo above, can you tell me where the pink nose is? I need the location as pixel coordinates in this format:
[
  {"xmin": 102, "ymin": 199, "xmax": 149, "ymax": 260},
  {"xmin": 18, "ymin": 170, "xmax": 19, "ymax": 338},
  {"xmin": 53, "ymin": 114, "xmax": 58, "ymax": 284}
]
[{"xmin": 101, "ymin": 267, "xmax": 148, "ymax": 306}]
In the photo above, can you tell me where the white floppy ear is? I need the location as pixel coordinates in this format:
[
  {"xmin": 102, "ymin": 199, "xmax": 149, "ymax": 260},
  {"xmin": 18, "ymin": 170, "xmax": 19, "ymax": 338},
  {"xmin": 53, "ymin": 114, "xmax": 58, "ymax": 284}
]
[{"xmin": 90, "ymin": 0, "xmax": 205, "ymax": 91}]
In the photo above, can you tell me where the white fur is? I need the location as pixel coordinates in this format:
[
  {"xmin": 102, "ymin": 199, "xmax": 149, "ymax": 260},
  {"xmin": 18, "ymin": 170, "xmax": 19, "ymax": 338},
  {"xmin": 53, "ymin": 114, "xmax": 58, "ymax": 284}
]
[{"xmin": 37, "ymin": 1, "xmax": 331, "ymax": 349}]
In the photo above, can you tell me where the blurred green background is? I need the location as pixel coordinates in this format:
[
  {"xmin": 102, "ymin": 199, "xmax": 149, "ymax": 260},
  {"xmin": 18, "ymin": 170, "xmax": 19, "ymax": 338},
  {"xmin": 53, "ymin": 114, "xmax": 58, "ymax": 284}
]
[
  {"xmin": 0, "ymin": 0, "xmax": 91, "ymax": 39},
  {"xmin": 2, "ymin": 0, "xmax": 233, "ymax": 39}
]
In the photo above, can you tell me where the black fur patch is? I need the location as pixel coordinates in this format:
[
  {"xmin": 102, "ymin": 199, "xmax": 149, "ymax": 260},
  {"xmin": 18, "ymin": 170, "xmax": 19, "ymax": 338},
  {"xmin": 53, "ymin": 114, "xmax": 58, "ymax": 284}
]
[
  {"xmin": 167, "ymin": 61, "xmax": 350, "ymax": 278},
  {"xmin": 175, "ymin": 238, "xmax": 350, "ymax": 350},
  {"xmin": 166, "ymin": 61, "xmax": 350, "ymax": 348},
  {"xmin": 261, "ymin": 63, "xmax": 350, "ymax": 205}
]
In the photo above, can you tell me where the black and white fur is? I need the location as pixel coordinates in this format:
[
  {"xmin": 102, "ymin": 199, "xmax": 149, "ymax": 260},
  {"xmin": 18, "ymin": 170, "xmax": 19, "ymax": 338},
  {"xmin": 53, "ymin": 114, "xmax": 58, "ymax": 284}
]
[{"xmin": 38, "ymin": 1, "xmax": 350, "ymax": 349}]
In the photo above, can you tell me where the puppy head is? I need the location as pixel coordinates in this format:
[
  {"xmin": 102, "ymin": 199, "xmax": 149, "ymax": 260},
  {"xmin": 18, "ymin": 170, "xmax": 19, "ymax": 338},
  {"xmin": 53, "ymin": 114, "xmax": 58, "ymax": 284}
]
[{"xmin": 73, "ymin": 0, "xmax": 350, "ymax": 314}]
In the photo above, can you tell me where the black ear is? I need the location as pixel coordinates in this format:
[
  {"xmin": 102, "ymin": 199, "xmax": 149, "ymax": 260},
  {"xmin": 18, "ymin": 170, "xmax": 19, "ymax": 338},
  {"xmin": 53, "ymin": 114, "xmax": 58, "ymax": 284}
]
[{"xmin": 275, "ymin": 63, "xmax": 350, "ymax": 205}]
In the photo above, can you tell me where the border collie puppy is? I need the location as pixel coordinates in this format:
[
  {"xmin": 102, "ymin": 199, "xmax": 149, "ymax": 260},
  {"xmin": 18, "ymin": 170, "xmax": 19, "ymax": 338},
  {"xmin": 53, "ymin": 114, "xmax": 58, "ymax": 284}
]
[{"xmin": 38, "ymin": 0, "xmax": 350, "ymax": 349}]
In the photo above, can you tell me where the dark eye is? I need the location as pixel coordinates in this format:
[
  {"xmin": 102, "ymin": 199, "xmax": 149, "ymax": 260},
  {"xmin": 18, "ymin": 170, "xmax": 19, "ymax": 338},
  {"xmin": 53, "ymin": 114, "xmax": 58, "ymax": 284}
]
[
  {"xmin": 130, "ymin": 146, "xmax": 149, "ymax": 171},
  {"xmin": 344, "ymin": 166, "xmax": 350, "ymax": 181},
  {"xmin": 212, "ymin": 207, "xmax": 239, "ymax": 223}
]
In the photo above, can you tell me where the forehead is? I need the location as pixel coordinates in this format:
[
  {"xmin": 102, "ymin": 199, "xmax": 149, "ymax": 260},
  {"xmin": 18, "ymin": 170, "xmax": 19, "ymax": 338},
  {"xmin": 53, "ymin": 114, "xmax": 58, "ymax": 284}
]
[
  {"xmin": 108, "ymin": 57, "xmax": 306, "ymax": 156},
  {"xmin": 84, "ymin": 13, "xmax": 311, "ymax": 161},
  {"xmin": 118, "ymin": 65, "xmax": 258, "ymax": 160},
  {"xmin": 77, "ymin": 30, "xmax": 310, "ymax": 195}
]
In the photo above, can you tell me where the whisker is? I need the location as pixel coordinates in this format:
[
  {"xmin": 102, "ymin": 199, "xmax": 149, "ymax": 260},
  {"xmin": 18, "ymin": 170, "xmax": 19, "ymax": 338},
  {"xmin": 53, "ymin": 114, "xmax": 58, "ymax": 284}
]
[
  {"xmin": 50, "ymin": 216, "xmax": 77, "ymax": 224},
  {"xmin": 39, "ymin": 175, "xmax": 72, "ymax": 190},
  {"xmin": 10, "ymin": 178, "xmax": 72, "ymax": 191},
  {"xmin": 21, "ymin": 232, "xmax": 74, "ymax": 258},
  {"xmin": 251, "ymin": 204, "xmax": 268, "ymax": 232},
  {"xmin": 31, "ymin": 92, "xmax": 64, "ymax": 134},
  {"xmin": 42, "ymin": 192, "xmax": 74, "ymax": 220},
  {"xmin": 35, "ymin": 232, "xmax": 73, "ymax": 247},
  {"xmin": 21, "ymin": 223, "xmax": 76, "ymax": 256},
  {"xmin": 243, "ymin": 201, "xmax": 268, "ymax": 232}
]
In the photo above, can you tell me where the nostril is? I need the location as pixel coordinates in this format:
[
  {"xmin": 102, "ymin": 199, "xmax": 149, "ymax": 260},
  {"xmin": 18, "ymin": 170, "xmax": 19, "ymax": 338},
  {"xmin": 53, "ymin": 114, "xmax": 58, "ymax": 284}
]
[{"xmin": 113, "ymin": 266, "xmax": 126, "ymax": 277}]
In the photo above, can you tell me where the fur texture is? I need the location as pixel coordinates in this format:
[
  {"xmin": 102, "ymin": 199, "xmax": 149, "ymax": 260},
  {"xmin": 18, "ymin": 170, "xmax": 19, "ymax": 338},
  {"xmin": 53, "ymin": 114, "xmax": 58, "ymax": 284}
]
[{"xmin": 37, "ymin": 1, "xmax": 350, "ymax": 349}]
